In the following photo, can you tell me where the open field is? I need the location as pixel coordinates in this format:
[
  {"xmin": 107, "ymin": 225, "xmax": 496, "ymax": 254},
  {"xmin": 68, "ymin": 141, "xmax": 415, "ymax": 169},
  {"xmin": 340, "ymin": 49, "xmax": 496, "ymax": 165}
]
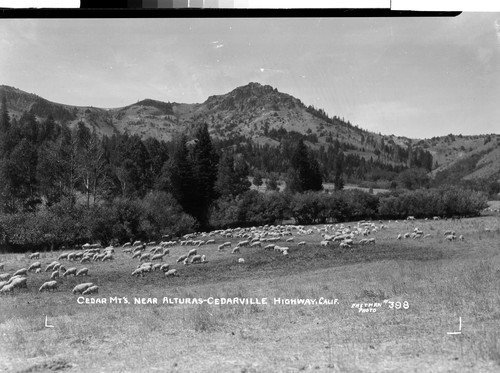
[{"xmin": 1, "ymin": 217, "xmax": 500, "ymax": 372}]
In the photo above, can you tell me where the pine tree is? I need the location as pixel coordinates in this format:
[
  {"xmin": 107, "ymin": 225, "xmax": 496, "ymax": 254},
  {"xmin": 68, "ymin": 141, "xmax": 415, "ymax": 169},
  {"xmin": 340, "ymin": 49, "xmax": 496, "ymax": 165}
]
[{"xmin": 191, "ymin": 124, "xmax": 219, "ymax": 226}]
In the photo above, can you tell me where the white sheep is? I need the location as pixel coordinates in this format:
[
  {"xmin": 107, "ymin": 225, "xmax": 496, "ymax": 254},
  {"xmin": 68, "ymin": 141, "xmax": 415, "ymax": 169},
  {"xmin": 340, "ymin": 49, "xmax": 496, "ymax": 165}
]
[
  {"xmin": 188, "ymin": 248, "xmax": 197, "ymax": 257},
  {"xmin": 80, "ymin": 255, "xmax": 92, "ymax": 264},
  {"xmin": 250, "ymin": 241, "xmax": 262, "ymax": 248},
  {"xmin": 0, "ymin": 280, "xmax": 7, "ymax": 289},
  {"xmin": 286, "ymin": 237, "xmax": 294, "ymax": 242},
  {"xmin": 152, "ymin": 263, "xmax": 161, "ymax": 271},
  {"xmin": 44, "ymin": 270, "xmax": 56, "ymax": 281},
  {"xmin": 72, "ymin": 283, "xmax": 94, "ymax": 294},
  {"xmin": 102, "ymin": 254, "xmax": 114, "ymax": 262},
  {"xmin": 0, "ymin": 283, "xmax": 14, "ymax": 294},
  {"xmin": 397, "ymin": 234, "xmax": 402, "ymax": 240},
  {"xmin": 13, "ymin": 268, "xmax": 28, "ymax": 277},
  {"xmin": 0, "ymin": 273, "xmax": 10, "ymax": 281},
  {"xmin": 231, "ymin": 246, "xmax": 240, "ymax": 254},
  {"xmin": 82, "ymin": 285, "xmax": 99, "ymax": 295},
  {"xmin": 458, "ymin": 235, "xmax": 464, "ymax": 241},
  {"xmin": 140, "ymin": 253, "xmax": 151, "ymax": 262},
  {"xmin": 122, "ymin": 242, "xmax": 131, "ymax": 248},
  {"xmin": 63, "ymin": 267, "xmax": 77, "ymax": 277},
  {"xmin": 445, "ymin": 234, "xmax": 456, "ymax": 242},
  {"xmin": 238, "ymin": 258, "xmax": 245, "ymax": 263},
  {"xmin": 160, "ymin": 264, "xmax": 170, "ymax": 272},
  {"xmin": 264, "ymin": 244, "xmax": 275, "ymax": 251},
  {"xmin": 39, "ymin": 280, "xmax": 58, "ymax": 292},
  {"xmin": 76, "ymin": 268, "xmax": 89, "ymax": 277},
  {"xmin": 131, "ymin": 251, "xmax": 141, "ymax": 259},
  {"xmin": 45, "ymin": 262, "xmax": 58, "ymax": 272},
  {"xmin": 10, "ymin": 277, "xmax": 28, "ymax": 289},
  {"xmin": 206, "ymin": 239, "xmax": 215, "ymax": 245},
  {"xmin": 131, "ymin": 268, "xmax": 145, "ymax": 277},
  {"xmin": 151, "ymin": 253, "xmax": 165, "ymax": 262},
  {"xmin": 35, "ymin": 268, "xmax": 41, "ymax": 274},
  {"xmin": 27, "ymin": 262, "xmax": 41, "ymax": 272},
  {"xmin": 367, "ymin": 238, "xmax": 375, "ymax": 244},
  {"xmin": 297, "ymin": 241, "xmax": 306, "ymax": 246},
  {"xmin": 67, "ymin": 252, "xmax": 76, "ymax": 261},
  {"xmin": 164, "ymin": 269, "xmax": 179, "ymax": 277},
  {"xmin": 183, "ymin": 257, "xmax": 190, "ymax": 265},
  {"xmin": 176, "ymin": 254, "xmax": 188, "ymax": 263},
  {"xmin": 320, "ymin": 240, "xmax": 329, "ymax": 247},
  {"xmin": 29, "ymin": 252, "xmax": 40, "ymax": 260}
]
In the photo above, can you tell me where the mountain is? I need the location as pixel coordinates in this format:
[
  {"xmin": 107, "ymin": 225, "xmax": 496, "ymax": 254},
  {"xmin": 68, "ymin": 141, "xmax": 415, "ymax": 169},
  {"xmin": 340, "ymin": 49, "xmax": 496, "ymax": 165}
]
[{"xmin": 1, "ymin": 83, "xmax": 499, "ymax": 181}]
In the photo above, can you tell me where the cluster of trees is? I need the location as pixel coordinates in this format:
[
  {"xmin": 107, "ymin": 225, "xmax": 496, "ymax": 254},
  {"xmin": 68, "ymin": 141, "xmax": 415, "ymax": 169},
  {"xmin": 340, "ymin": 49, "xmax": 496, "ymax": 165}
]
[{"xmin": 0, "ymin": 97, "xmax": 492, "ymax": 252}]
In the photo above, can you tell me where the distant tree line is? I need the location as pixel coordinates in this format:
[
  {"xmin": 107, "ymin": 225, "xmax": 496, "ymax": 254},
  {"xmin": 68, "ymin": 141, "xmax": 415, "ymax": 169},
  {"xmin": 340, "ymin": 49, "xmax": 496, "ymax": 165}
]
[{"xmin": 0, "ymin": 98, "xmax": 490, "ymax": 252}]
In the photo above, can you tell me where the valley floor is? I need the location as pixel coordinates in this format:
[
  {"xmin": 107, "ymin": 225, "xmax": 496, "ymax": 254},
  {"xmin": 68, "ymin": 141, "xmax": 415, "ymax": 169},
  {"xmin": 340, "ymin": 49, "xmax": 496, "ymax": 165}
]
[{"xmin": 1, "ymin": 216, "xmax": 500, "ymax": 372}]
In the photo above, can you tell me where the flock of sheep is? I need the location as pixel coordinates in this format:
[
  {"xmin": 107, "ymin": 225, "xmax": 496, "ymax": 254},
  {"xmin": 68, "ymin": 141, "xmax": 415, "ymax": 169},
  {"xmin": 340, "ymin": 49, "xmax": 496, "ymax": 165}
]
[{"xmin": 0, "ymin": 216, "xmax": 466, "ymax": 297}]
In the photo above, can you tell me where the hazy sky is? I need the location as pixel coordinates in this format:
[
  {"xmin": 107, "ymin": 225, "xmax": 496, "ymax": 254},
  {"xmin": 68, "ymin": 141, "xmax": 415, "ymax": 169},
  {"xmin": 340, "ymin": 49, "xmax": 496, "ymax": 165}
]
[{"xmin": 0, "ymin": 14, "xmax": 499, "ymax": 138}]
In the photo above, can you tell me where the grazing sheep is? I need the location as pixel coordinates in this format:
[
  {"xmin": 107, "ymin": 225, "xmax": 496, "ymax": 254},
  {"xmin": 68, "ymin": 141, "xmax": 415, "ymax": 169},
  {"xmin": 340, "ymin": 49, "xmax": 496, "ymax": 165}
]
[
  {"xmin": 231, "ymin": 246, "xmax": 240, "ymax": 254},
  {"xmin": 82, "ymin": 285, "xmax": 99, "ymax": 295},
  {"xmin": 183, "ymin": 258, "xmax": 190, "ymax": 266},
  {"xmin": 63, "ymin": 267, "xmax": 77, "ymax": 277},
  {"xmin": 131, "ymin": 251, "xmax": 141, "ymax": 259},
  {"xmin": 35, "ymin": 268, "xmax": 41, "ymax": 274},
  {"xmin": 50, "ymin": 270, "xmax": 60, "ymax": 280},
  {"xmin": 76, "ymin": 268, "xmax": 89, "ymax": 277},
  {"xmin": 140, "ymin": 253, "xmax": 151, "ymax": 262},
  {"xmin": 45, "ymin": 262, "xmax": 57, "ymax": 272},
  {"xmin": 0, "ymin": 280, "xmax": 7, "ymax": 289},
  {"xmin": 250, "ymin": 241, "xmax": 262, "ymax": 248},
  {"xmin": 188, "ymin": 248, "xmax": 197, "ymax": 257},
  {"xmin": 122, "ymin": 242, "xmax": 131, "ymax": 248},
  {"xmin": 10, "ymin": 277, "xmax": 28, "ymax": 289},
  {"xmin": 445, "ymin": 234, "xmax": 456, "ymax": 242},
  {"xmin": 191, "ymin": 254, "xmax": 206, "ymax": 264},
  {"xmin": 164, "ymin": 269, "xmax": 179, "ymax": 277},
  {"xmin": 151, "ymin": 253, "xmax": 165, "ymax": 262},
  {"xmin": 176, "ymin": 254, "xmax": 188, "ymax": 263},
  {"xmin": 238, "ymin": 240, "xmax": 250, "ymax": 247},
  {"xmin": 0, "ymin": 273, "xmax": 10, "ymax": 281},
  {"xmin": 80, "ymin": 256, "xmax": 92, "ymax": 264},
  {"xmin": 238, "ymin": 258, "xmax": 245, "ymax": 263},
  {"xmin": 59, "ymin": 265, "xmax": 67, "ymax": 272},
  {"xmin": 160, "ymin": 264, "xmax": 170, "ymax": 272},
  {"xmin": 367, "ymin": 238, "xmax": 376, "ymax": 244},
  {"xmin": 0, "ymin": 283, "xmax": 14, "ymax": 294},
  {"xmin": 286, "ymin": 237, "xmax": 294, "ymax": 242},
  {"xmin": 123, "ymin": 248, "xmax": 132, "ymax": 254},
  {"xmin": 133, "ymin": 240, "xmax": 142, "ymax": 247},
  {"xmin": 206, "ymin": 239, "xmax": 215, "ymax": 245},
  {"xmin": 72, "ymin": 283, "xmax": 94, "ymax": 294},
  {"xmin": 404, "ymin": 233, "xmax": 410, "ymax": 239},
  {"xmin": 320, "ymin": 240, "xmax": 329, "ymax": 247},
  {"xmin": 340, "ymin": 242, "xmax": 351, "ymax": 249},
  {"xmin": 29, "ymin": 252, "xmax": 40, "ymax": 260},
  {"xmin": 397, "ymin": 234, "xmax": 402, "ymax": 240},
  {"xmin": 297, "ymin": 241, "xmax": 306, "ymax": 246},
  {"xmin": 67, "ymin": 252, "xmax": 76, "ymax": 261},
  {"xmin": 264, "ymin": 244, "xmax": 275, "ymax": 251},
  {"xmin": 152, "ymin": 263, "xmax": 161, "ymax": 271},
  {"xmin": 102, "ymin": 254, "xmax": 114, "ymax": 262},
  {"xmin": 13, "ymin": 268, "xmax": 28, "ymax": 277},
  {"xmin": 39, "ymin": 280, "xmax": 58, "ymax": 292},
  {"xmin": 131, "ymin": 268, "xmax": 145, "ymax": 277},
  {"xmin": 28, "ymin": 262, "xmax": 41, "ymax": 272},
  {"xmin": 458, "ymin": 235, "xmax": 464, "ymax": 241}
]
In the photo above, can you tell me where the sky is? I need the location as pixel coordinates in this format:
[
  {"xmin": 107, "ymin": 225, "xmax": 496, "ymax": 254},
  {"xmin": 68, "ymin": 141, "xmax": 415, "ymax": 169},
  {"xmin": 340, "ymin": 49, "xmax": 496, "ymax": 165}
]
[{"xmin": 0, "ymin": 14, "xmax": 499, "ymax": 138}]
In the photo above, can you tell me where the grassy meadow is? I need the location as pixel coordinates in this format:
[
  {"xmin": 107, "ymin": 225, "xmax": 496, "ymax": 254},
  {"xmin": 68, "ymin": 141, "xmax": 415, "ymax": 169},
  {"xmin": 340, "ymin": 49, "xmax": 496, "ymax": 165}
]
[{"xmin": 1, "ymin": 216, "xmax": 500, "ymax": 372}]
